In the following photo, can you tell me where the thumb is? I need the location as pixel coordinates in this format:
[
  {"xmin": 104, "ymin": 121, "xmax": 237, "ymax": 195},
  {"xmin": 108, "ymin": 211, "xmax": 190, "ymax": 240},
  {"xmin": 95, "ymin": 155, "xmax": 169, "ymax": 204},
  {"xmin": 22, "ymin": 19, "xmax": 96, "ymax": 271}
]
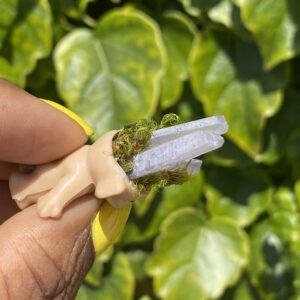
[{"xmin": 0, "ymin": 195, "xmax": 100, "ymax": 299}]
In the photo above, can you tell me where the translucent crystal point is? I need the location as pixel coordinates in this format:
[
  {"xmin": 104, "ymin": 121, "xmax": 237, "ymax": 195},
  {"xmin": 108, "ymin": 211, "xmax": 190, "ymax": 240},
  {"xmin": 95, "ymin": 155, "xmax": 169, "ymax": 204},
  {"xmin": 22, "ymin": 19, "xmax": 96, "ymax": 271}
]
[
  {"xmin": 128, "ymin": 116, "xmax": 228, "ymax": 180},
  {"xmin": 187, "ymin": 159, "xmax": 202, "ymax": 174},
  {"xmin": 149, "ymin": 115, "xmax": 228, "ymax": 147}
]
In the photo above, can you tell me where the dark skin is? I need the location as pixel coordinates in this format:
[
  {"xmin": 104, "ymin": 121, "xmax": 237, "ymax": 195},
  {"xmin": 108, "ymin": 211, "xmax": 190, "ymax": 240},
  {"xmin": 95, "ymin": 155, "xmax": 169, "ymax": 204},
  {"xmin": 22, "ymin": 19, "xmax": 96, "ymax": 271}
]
[{"xmin": 0, "ymin": 79, "xmax": 100, "ymax": 299}]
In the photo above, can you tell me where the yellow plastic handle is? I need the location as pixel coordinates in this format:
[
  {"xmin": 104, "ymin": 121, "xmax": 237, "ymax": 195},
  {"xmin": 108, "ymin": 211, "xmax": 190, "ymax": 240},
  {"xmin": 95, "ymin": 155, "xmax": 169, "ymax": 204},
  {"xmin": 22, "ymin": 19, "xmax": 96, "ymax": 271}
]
[{"xmin": 92, "ymin": 202, "xmax": 132, "ymax": 256}]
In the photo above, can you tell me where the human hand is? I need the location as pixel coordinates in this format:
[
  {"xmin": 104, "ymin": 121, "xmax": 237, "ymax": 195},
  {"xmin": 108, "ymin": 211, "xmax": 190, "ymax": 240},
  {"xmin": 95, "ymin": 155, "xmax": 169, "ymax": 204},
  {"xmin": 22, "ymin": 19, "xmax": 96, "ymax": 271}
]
[{"xmin": 0, "ymin": 79, "xmax": 100, "ymax": 299}]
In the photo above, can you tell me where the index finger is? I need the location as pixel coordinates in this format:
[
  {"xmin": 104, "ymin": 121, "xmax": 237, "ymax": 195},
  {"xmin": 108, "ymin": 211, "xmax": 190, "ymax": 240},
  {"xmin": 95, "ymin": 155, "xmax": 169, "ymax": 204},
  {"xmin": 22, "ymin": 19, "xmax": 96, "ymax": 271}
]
[{"xmin": 0, "ymin": 79, "xmax": 90, "ymax": 164}]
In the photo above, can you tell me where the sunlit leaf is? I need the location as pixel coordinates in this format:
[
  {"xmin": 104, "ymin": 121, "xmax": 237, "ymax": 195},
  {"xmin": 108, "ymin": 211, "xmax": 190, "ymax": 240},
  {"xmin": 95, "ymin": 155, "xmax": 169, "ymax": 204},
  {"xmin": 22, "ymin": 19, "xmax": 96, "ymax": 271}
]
[
  {"xmin": 254, "ymin": 89, "xmax": 300, "ymax": 165},
  {"xmin": 248, "ymin": 217, "xmax": 300, "ymax": 299},
  {"xmin": 207, "ymin": 0, "xmax": 250, "ymax": 39},
  {"xmin": 127, "ymin": 250, "xmax": 149, "ymax": 281},
  {"xmin": 145, "ymin": 173, "xmax": 203, "ymax": 237},
  {"xmin": 122, "ymin": 173, "xmax": 203, "ymax": 244},
  {"xmin": 205, "ymin": 139, "xmax": 253, "ymax": 167},
  {"xmin": 147, "ymin": 208, "xmax": 249, "ymax": 299},
  {"xmin": 50, "ymin": 0, "xmax": 96, "ymax": 20},
  {"xmin": 221, "ymin": 275, "xmax": 262, "ymax": 300},
  {"xmin": 268, "ymin": 187, "xmax": 297, "ymax": 216},
  {"xmin": 234, "ymin": 0, "xmax": 300, "ymax": 69},
  {"xmin": 189, "ymin": 29, "xmax": 288, "ymax": 157},
  {"xmin": 160, "ymin": 11, "xmax": 196, "ymax": 108},
  {"xmin": 84, "ymin": 247, "xmax": 114, "ymax": 288},
  {"xmin": 0, "ymin": 0, "xmax": 52, "ymax": 86},
  {"xmin": 178, "ymin": 0, "xmax": 220, "ymax": 16},
  {"xmin": 54, "ymin": 7, "xmax": 165, "ymax": 136},
  {"xmin": 286, "ymin": 119, "xmax": 300, "ymax": 202},
  {"xmin": 205, "ymin": 166, "xmax": 272, "ymax": 227},
  {"xmin": 138, "ymin": 296, "xmax": 152, "ymax": 300},
  {"xmin": 76, "ymin": 253, "xmax": 135, "ymax": 300},
  {"xmin": 133, "ymin": 189, "xmax": 157, "ymax": 217}
]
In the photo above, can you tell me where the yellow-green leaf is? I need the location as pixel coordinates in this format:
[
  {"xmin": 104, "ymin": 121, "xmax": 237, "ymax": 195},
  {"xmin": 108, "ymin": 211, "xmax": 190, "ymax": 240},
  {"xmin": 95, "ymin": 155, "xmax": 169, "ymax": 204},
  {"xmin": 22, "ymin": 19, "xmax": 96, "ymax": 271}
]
[
  {"xmin": 0, "ymin": 0, "xmax": 52, "ymax": 86},
  {"xmin": 189, "ymin": 29, "xmax": 287, "ymax": 157},
  {"xmin": 122, "ymin": 173, "xmax": 203, "ymax": 244},
  {"xmin": 234, "ymin": 0, "xmax": 300, "ymax": 69},
  {"xmin": 178, "ymin": 0, "xmax": 219, "ymax": 16},
  {"xmin": 54, "ymin": 7, "xmax": 165, "ymax": 137},
  {"xmin": 207, "ymin": 0, "xmax": 250, "ymax": 39},
  {"xmin": 248, "ymin": 217, "xmax": 300, "ymax": 299},
  {"xmin": 76, "ymin": 253, "xmax": 135, "ymax": 300},
  {"xmin": 147, "ymin": 208, "xmax": 249, "ymax": 300},
  {"xmin": 160, "ymin": 11, "xmax": 196, "ymax": 109},
  {"xmin": 205, "ymin": 166, "xmax": 272, "ymax": 227}
]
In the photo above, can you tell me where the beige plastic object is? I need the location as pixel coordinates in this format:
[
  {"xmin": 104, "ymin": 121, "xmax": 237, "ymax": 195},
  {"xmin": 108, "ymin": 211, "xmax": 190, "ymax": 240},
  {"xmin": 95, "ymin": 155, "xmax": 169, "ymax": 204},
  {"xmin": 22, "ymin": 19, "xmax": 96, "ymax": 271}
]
[{"xmin": 9, "ymin": 131, "xmax": 136, "ymax": 218}]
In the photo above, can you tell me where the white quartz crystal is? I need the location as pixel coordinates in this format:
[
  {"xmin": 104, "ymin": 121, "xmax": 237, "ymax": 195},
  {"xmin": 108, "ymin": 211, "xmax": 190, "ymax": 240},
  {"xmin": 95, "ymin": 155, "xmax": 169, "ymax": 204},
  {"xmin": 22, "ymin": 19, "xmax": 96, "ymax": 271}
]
[
  {"xmin": 148, "ymin": 116, "xmax": 228, "ymax": 147},
  {"xmin": 187, "ymin": 159, "xmax": 202, "ymax": 174},
  {"xmin": 128, "ymin": 116, "xmax": 228, "ymax": 180}
]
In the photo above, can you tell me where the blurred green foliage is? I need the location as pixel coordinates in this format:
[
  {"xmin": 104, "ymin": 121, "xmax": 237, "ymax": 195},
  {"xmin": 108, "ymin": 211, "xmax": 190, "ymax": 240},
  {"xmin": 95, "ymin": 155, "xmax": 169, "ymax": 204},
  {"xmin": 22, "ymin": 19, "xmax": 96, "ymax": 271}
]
[{"xmin": 1, "ymin": 0, "xmax": 300, "ymax": 299}]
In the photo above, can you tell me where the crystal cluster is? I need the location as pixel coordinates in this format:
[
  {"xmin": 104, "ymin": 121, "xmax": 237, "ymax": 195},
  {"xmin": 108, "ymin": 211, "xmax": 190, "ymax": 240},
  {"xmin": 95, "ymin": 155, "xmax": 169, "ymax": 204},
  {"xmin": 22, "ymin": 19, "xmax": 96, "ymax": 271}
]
[{"xmin": 129, "ymin": 116, "xmax": 228, "ymax": 179}]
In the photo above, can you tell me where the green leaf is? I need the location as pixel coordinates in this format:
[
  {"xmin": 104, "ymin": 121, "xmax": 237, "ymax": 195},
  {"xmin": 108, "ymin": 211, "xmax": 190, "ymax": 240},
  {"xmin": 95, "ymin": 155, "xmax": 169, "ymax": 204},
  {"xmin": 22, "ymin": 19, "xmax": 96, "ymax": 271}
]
[
  {"xmin": 164, "ymin": 82, "xmax": 205, "ymax": 122},
  {"xmin": 134, "ymin": 189, "xmax": 157, "ymax": 217},
  {"xmin": 255, "ymin": 89, "xmax": 300, "ymax": 165},
  {"xmin": 160, "ymin": 11, "xmax": 196, "ymax": 109},
  {"xmin": 145, "ymin": 173, "xmax": 203, "ymax": 237},
  {"xmin": 288, "ymin": 125, "xmax": 300, "ymax": 170},
  {"xmin": 0, "ymin": 0, "xmax": 17, "ymax": 42},
  {"xmin": 189, "ymin": 29, "xmax": 288, "ymax": 157},
  {"xmin": 147, "ymin": 208, "xmax": 249, "ymax": 300},
  {"xmin": 122, "ymin": 173, "xmax": 203, "ymax": 244},
  {"xmin": 270, "ymin": 89, "xmax": 300, "ymax": 137},
  {"xmin": 205, "ymin": 139, "xmax": 253, "ymax": 167},
  {"xmin": 127, "ymin": 250, "xmax": 149, "ymax": 281},
  {"xmin": 268, "ymin": 187, "xmax": 297, "ymax": 216},
  {"xmin": 287, "ymin": 125, "xmax": 300, "ymax": 193},
  {"xmin": 267, "ymin": 188, "xmax": 300, "ymax": 249},
  {"xmin": 205, "ymin": 166, "xmax": 272, "ymax": 227},
  {"xmin": 178, "ymin": 0, "xmax": 220, "ymax": 16},
  {"xmin": 248, "ymin": 218, "xmax": 300, "ymax": 299},
  {"xmin": 234, "ymin": 0, "xmax": 300, "ymax": 69},
  {"xmin": 84, "ymin": 246, "xmax": 114, "ymax": 288},
  {"xmin": 76, "ymin": 253, "xmax": 135, "ymax": 300},
  {"xmin": 67, "ymin": 0, "xmax": 95, "ymax": 19},
  {"xmin": 127, "ymin": 250, "xmax": 157, "ymax": 300},
  {"xmin": 25, "ymin": 55, "xmax": 59, "ymax": 100},
  {"xmin": 54, "ymin": 7, "xmax": 165, "ymax": 136},
  {"xmin": 221, "ymin": 275, "xmax": 262, "ymax": 300},
  {"xmin": 50, "ymin": 0, "xmax": 95, "ymax": 20},
  {"xmin": 138, "ymin": 296, "xmax": 152, "ymax": 300},
  {"xmin": 84, "ymin": 257, "xmax": 104, "ymax": 288},
  {"xmin": 207, "ymin": 0, "xmax": 250, "ymax": 39},
  {"xmin": 0, "ymin": 0, "xmax": 52, "ymax": 86}
]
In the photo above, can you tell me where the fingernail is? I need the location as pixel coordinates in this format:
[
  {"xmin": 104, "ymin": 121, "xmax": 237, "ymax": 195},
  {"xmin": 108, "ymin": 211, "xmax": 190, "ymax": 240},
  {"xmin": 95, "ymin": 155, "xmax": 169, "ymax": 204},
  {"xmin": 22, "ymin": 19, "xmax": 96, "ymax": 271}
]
[{"xmin": 41, "ymin": 99, "xmax": 94, "ymax": 137}]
